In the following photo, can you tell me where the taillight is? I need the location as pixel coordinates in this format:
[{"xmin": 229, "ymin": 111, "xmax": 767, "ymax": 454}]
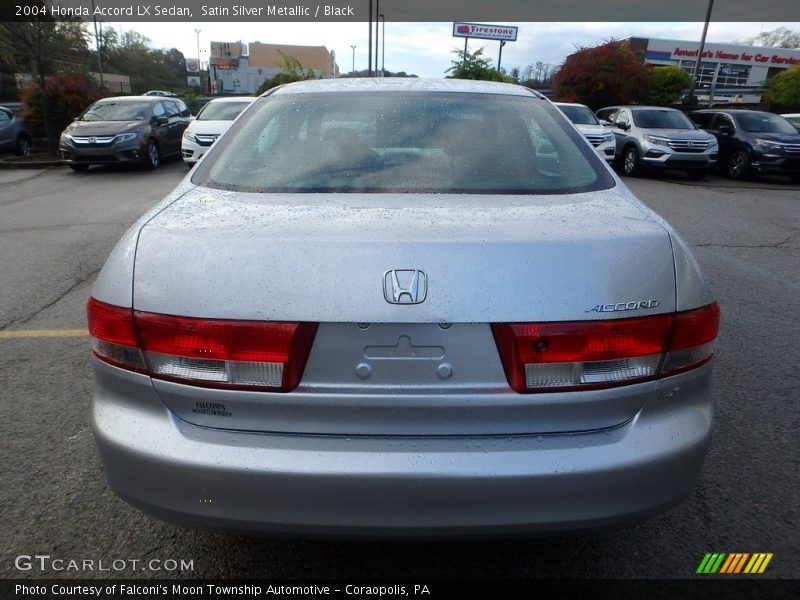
[
  {"xmin": 492, "ymin": 303, "xmax": 719, "ymax": 393},
  {"xmin": 87, "ymin": 297, "xmax": 317, "ymax": 391}
]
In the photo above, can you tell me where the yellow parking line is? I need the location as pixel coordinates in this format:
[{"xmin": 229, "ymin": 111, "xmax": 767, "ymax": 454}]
[{"xmin": 0, "ymin": 329, "xmax": 88, "ymax": 339}]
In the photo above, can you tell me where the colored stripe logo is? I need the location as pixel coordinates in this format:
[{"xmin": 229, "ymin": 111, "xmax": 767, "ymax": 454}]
[{"xmin": 697, "ymin": 553, "xmax": 773, "ymax": 574}]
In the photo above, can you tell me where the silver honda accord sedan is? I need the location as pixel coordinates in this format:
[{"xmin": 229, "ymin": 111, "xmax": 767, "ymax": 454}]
[{"xmin": 88, "ymin": 79, "xmax": 719, "ymax": 536}]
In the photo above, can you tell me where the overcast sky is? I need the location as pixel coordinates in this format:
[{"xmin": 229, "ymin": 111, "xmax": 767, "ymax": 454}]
[{"xmin": 105, "ymin": 21, "xmax": 800, "ymax": 77}]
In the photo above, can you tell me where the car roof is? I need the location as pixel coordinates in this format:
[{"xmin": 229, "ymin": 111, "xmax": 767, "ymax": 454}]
[
  {"xmin": 95, "ymin": 96, "xmax": 164, "ymax": 103},
  {"xmin": 266, "ymin": 78, "xmax": 544, "ymax": 98},
  {"xmin": 553, "ymin": 102, "xmax": 589, "ymax": 108},
  {"xmin": 206, "ymin": 96, "xmax": 256, "ymax": 104},
  {"xmin": 690, "ymin": 109, "xmax": 772, "ymax": 115}
]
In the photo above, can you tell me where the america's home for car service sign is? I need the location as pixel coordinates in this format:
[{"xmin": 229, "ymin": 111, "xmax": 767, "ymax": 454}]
[{"xmin": 452, "ymin": 22, "xmax": 518, "ymax": 42}]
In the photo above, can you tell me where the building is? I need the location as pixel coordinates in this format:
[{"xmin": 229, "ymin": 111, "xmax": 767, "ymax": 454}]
[
  {"xmin": 629, "ymin": 37, "xmax": 800, "ymax": 104},
  {"xmin": 209, "ymin": 41, "xmax": 339, "ymax": 94}
]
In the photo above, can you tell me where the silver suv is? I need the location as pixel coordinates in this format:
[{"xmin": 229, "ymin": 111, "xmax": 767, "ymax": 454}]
[{"xmin": 597, "ymin": 106, "xmax": 718, "ymax": 180}]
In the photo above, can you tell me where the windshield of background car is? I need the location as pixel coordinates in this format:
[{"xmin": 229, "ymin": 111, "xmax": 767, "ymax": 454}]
[
  {"xmin": 80, "ymin": 101, "xmax": 152, "ymax": 122},
  {"xmin": 192, "ymin": 92, "xmax": 614, "ymax": 194},
  {"xmin": 633, "ymin": 109, "xmax": 694, "ymax": 129},
  {"xmin": 196, "ymin": 101, "xmax": 253, "ymax": 121},
  {"xmin": 558, "ymin": 105, "xmax": 599, "ymax": 125},
  {"xmin": 736, "ymin": 113, "xmax": 798, "ymax": 134}
]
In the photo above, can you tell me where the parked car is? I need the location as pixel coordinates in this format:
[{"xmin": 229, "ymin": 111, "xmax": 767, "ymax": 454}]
[
  {"xmin": 59, "ymin": 96, "xmax": 191, "ymax": 171},
  {"xmin": 780, "ymin": 113, "xmax": 800, "ymax": 132},
  {"xmin": 596, "ymin": 105, "xmax": 718, "ymax": 179},
  {"xmin": 689, "ymin": 109, "xmax": 800, "ymax": 182},
  {"xmin": 182, "ymin": 96, "xmax": 255, "ymax": 166},
  {"xmin": 89, "ymin": 79, "xmax": 719, "ymax": 536},
  {"xmin": 144, "ymin": 90, "xmax": 178, "ymax": 97},
  {"xmin": 553, "ymin": 102, "xmax": 615, "ymax": 162},
  {"xmin": 0, "ymin": 105, "xmax": 32, "ymax": 156}
]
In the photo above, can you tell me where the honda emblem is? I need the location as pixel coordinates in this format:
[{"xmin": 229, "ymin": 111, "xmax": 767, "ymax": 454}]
[{"xmin": 383, "ymin": 270, "xmax": 427, "ymax": 304}]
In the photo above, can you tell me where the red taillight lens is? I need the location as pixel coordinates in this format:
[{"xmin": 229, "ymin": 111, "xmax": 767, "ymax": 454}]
[
  {"xmin": 87, "ymin": 297, "xmax": 318, "ymax": 391},
  {"xmin": 87, "ymin": 297, "xmax": 147, "ymax": 372},
  {"xmin": 492, "ymin": 303, "xmax": 720, "ymax": 393}
]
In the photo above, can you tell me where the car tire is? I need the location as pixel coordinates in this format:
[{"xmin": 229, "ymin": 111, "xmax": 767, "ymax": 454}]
[
  {"xmin": 686, "ymin": 170, "xmax": 708, "ymax": 181},
  {"xmin": 726, "ymin": 150, "xmax": 750, "ymax": 180},
  {"xmin": 69, "ymin": 164, "xmax": 90, "ymax": 172},
  {"xmin": 622, "ymin": 146, "xmax": 641, "ymax": 177},
  {"xmin": 145, "ymin": 139, "xmax": 160, "ymax": 169},
  {"xmin": 15, "ymin": 134, "xmax": 32, "ymax": 156}
]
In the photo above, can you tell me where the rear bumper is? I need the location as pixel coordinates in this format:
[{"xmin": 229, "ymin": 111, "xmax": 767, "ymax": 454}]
[{"xmin": 93, "ymin": 359, "xmax": 714, "ymax": 537}]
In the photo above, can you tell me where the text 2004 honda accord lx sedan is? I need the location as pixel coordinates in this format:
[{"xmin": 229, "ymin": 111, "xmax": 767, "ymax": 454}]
[{"xmin": 88, "ymin": 79, "xmax": 719, "ymax": 536}]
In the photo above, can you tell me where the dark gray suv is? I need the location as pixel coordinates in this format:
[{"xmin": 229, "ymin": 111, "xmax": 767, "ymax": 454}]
[{"xmin": 59, "ymin": 96, "xmax": 190, "ymax": 171}]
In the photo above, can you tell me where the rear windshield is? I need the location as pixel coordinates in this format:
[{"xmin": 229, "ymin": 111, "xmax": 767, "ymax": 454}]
[
  {"xmin": 197, "ymin": 100, "xmax": 253, "ymax": 121},
  {"xmin": 557, "ymin": 104, "xmax": 599, "ymax": 125},
  {"xmin": 736, "ymin": 113, "xmax": 797, "ymax": 134},
  {"xmin": 80, "ymin": 101, "xmax": 151, "ymax": 121},
  {"xmin": 192, "ymin": 92, "xmax": 614, "ymax": 194},
  {"xmin": 633, "ymin": 109, "xmax": 694, "ymax": 129}
]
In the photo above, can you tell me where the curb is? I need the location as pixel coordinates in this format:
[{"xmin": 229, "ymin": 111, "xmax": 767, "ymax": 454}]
[{"xmin": 0, "ymin": 158, "xmax": 65, "ymax": 169}]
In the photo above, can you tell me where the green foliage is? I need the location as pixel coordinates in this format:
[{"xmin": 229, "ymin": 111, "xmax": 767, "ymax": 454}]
[
  {"xmin": 553, "ymin": 40, "xmax": 650, "ymax": 109},
  {"xmin": 643, "ymin": 66, "xmax": 694, "ymax": 105},
  {"xmin": 764, "ymin": 64, "xmax": 800, "ymax": 109},
  {"xmin": 21, "ymin": 73, "xmax": 110, "ymax": 132},
  {"xmin": 446, "ymin": 47, "xmax": 512, "ymax": 82},
  {"xmin": 101, "ymin": 28, "xmax": 188, "ymax": 94},
  {"xmin": 254, "ymin": 52, "xmax": 319, "ymax": 95}
]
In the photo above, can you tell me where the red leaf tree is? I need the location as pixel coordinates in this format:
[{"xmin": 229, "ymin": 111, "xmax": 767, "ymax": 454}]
[{"xmin": 553, "ymin": 40, "xmax": 650, "ymax": 110}]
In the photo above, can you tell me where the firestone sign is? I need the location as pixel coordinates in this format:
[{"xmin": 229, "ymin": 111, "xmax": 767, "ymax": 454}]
[{"xmin": 453, "ymin": 22, "xmax": 518, "ymax": 42}]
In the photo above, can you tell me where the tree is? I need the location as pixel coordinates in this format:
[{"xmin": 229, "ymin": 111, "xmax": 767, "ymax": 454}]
[
  {"xmin": 764, "ymin": 64, "xmax": 800, "ymax": 109},
  {"xmin": 736, "ymin": 27, "xmax": 800, "ymax": 49},
  {"xmin": 643, "ymin": 66, "xmax": 694, "ymax": 105},
  {"xmin": 21, "ymin": 73, "xmax": 109, "ymax": 134},
  {"xmin": 446, "ymin": 47, "xmax": 511, "ymax": 82},
  {"xmin": 552, "ymin": 40, "xmax": 650, "ymax": 109},
  {"xmin": 254, "ymin": 51, "xmax": 319, "ymax": 95}
]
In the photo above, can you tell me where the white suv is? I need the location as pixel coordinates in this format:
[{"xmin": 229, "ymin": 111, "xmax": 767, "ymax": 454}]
[{"xmin": 554, "ymin": 102, "xmax": 615, "ymax": 163}]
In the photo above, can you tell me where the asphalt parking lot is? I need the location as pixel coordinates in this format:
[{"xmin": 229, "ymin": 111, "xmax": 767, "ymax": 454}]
[{"xmin": 1, "ymin": 160, "xmax": 798, "ymax": 581}]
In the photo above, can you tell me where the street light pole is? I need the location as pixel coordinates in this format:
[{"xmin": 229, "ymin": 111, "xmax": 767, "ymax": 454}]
[
  {"xmin": 194, "ymin": 28, "xmax": 202, "ymax": 93},
  {"xmin": 350, "ymin": 45, "xmax": 356, "ymax": 74},
  {"xmin": 374, "ymin": 0, "xmax": 380, "ymax": 77}
]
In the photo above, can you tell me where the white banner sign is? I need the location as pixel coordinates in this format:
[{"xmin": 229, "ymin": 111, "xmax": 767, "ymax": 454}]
[{"xmin": 453, "ymin": 22, "xmax": 518, "ymax": 42}]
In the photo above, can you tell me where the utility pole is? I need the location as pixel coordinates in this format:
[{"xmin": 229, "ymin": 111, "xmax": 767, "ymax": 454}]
[
  {"xmin": 498, "ymin": 40, "xmax": 506, "ymax": 72},
  {"xmin": 350, "ymin": 45, "xmax": 356, "ymax": 74},
  {"xmin": 374, "ymin": 0, "xmax": 380, "ymax": 77},
  {"xmin": 367, "ymin": 1, "xmax": 372, "ymax": 76},
  {"xmin": 688, "ymin": 0, "xmax": 715, "ymax": 105},
  {"xmin": 90, "ymin": 0, "xmax": 104, "ymax": 87},
  {"xmin": 380, "ymin": 14, "xmax": 385, "ymax": 76}
]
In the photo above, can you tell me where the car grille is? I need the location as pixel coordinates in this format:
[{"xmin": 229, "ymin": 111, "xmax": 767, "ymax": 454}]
[
  {"xmin": 783, "ymin": 143, "xmax": 800, "ymax": 155},
  {"xmin": 584, "ymin": 134, "xmax": 607, "ymax": 147},
  {"xmin": 666, "ymin": 139, "xmax": 712, "ymax": 153},
  {"xmin": 71, "ymin": 136, "xmax": 114, "ymax": 147},
  {"xmin": 194, "ymin": 134, "xmax": 219, "ymax": 147}
]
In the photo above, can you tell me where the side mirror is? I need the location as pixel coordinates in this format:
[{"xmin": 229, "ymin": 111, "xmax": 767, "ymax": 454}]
[
  {"xmin": 616, "ymin": 121, "xmax": 630, "ymax": 131},
  {"xmin": 718, "ymin": 124, "xmax": 732, "ymax": 135},
  {"xmin": 155, "ymin": 116, "xmax": 169, "ymax": 125}
]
